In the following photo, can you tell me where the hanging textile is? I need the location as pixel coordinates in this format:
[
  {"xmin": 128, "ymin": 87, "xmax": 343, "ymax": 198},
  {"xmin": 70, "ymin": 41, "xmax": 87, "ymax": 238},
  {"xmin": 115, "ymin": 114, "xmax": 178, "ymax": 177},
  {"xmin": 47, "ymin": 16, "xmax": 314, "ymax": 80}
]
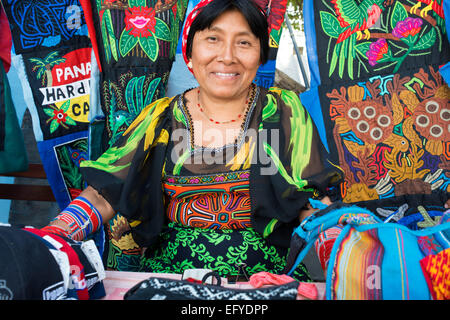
[
  {"xmin": 1, "ymin": 0, "xmax": 93, "ymax": 208},
  {"xmin": 78, "ymin": 0, "xmax": 191, "ymax": 271},
  {"xmin": 253, "ymin": 0, "xmax": 287, "ymax": 88},
  {"xmin": 299, "ymin": 0, "xmax": 450, "ymax": 215},
  {"xmin": 0, "ymin": 4, "xmax": 12, "ymax": 152},
  {"xmin": 81, "ymin": 0, "xmax": 190, "ymax": 151},
  {"xmin": 0, "ymin": 59, "xmax": 28, "ymax": 173}
]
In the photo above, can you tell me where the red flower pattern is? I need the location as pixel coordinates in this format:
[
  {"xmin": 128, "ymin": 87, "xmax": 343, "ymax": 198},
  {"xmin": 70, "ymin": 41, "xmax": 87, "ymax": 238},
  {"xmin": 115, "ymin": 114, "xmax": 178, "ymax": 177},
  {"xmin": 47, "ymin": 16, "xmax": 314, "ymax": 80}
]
[
  {"xmin": 125, "ymin": 6, "xmax": 157, "ymax": 38},
  {"xmin": 253, "ymin": 0, "xmax": 288, "ymax": 31},
  {"xmin": 53, "ymin": 109, "xmax": 68, "ymax": 124}
]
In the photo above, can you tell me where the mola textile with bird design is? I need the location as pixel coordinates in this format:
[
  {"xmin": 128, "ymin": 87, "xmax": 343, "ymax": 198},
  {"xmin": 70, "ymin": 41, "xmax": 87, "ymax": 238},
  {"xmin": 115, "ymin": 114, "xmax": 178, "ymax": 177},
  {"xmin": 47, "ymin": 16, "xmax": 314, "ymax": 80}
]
[{"xmin": 300, "ymin": 0, "xmax": 449, "ymax": 216}]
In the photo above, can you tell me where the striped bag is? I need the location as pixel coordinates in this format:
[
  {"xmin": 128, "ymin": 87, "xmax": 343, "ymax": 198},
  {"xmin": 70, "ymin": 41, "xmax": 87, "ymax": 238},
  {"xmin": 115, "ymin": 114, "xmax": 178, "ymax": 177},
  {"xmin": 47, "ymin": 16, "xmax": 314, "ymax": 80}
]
[{"xmin": 284, "ymin": 202, "xmax": 450, "ymax": 300}]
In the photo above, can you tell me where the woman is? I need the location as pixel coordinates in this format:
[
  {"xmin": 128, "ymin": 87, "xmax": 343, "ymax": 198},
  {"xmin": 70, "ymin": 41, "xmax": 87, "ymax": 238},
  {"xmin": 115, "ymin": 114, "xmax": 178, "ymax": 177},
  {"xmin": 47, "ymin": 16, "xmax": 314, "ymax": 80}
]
[{"xmin": 42, "ymin": 0, "xmax": 342, "ymax": 280}]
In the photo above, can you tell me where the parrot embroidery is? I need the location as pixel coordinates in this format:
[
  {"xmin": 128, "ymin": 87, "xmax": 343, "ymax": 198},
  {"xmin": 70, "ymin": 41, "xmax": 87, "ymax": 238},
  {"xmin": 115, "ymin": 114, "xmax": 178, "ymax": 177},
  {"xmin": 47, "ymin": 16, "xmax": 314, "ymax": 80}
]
[{"xmin": 329, "ymin": 0, "xmax": 388, "ymax": 79}]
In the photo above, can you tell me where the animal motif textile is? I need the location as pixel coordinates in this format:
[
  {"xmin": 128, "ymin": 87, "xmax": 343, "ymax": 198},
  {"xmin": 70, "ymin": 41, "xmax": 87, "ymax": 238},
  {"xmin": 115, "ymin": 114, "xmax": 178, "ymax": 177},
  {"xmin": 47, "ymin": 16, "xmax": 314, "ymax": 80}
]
[
  {"xmin": 300, "ymin": 0, "xmax": 450, "ymax": 214},
  {"xmin": 1, "ymin": 0, "xmax": 93, "ymax": 208}
]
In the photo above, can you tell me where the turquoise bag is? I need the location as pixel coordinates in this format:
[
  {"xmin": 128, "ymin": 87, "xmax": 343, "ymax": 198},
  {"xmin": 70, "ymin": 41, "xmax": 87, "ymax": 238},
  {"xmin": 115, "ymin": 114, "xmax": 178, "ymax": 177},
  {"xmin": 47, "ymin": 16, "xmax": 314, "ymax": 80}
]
[{"xmin": 284, "ymin": 201, "xmax": 450, "ymax": 300}]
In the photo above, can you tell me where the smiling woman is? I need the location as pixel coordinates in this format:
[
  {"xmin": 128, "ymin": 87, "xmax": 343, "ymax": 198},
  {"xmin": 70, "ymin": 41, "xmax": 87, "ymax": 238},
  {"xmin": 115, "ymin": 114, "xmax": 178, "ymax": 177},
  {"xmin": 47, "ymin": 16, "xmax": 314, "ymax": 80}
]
[{"xmin": 41, "ymin": 0, "xmax": 343, "ymax": 280}]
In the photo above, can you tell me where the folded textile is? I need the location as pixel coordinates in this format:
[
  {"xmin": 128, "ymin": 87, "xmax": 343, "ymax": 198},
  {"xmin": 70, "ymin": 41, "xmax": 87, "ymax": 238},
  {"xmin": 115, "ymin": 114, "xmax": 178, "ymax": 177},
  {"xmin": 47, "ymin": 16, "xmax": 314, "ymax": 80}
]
[{"xmin": 124, "ymin": 277, "xmax": 299, "ymax": 300}]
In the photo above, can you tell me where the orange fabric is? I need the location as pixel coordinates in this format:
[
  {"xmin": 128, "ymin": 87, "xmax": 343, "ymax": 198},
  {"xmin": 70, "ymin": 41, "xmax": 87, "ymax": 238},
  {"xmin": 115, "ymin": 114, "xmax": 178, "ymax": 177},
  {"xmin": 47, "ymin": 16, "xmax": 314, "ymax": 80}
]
[
  {"xmin": 163, "ymin": 179, "xmax": 251, "ymax": 229},
  {"xmin": 420, "ymin": 248, "xmax": 450, "ymax": 300}
]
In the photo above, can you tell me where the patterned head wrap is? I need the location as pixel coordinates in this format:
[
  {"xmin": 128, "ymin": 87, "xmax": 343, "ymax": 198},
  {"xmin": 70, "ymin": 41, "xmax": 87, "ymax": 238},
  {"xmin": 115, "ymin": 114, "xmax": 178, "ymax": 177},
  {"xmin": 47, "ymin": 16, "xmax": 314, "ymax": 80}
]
[
  {"xmin": 181, "ymin": 0, "xmax": 215, "ymax": 74},
  {"xmin": 181, "ymin": 0, "xmax": 270, "ymax": 74}
]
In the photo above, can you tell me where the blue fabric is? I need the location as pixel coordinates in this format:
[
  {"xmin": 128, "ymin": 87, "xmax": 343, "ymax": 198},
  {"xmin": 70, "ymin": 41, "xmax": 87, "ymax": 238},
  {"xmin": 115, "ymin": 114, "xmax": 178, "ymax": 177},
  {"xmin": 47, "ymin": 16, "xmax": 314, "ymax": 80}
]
[
  {"xmin": 300, "ymin": 86, "xmax": 328, "ymax": 151},
  {"xmin": 37, "ymin": 130, "xmax": 88, "ymax": 209},
  {"xmin": 303, "ymin": 0, "xmax": 321, "ymax": 88}
]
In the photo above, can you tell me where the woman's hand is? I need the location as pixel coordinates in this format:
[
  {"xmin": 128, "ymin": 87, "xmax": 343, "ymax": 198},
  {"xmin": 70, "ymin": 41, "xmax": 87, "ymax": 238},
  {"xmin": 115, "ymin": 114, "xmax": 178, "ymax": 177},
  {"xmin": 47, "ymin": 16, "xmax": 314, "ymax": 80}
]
[
  {"xmin": 445, "ymin": 198, "xmax": 450, "ymax": 210},
  {"xmin": 299, "ymin": 196, "xmax": 332, "ymax": 222}
]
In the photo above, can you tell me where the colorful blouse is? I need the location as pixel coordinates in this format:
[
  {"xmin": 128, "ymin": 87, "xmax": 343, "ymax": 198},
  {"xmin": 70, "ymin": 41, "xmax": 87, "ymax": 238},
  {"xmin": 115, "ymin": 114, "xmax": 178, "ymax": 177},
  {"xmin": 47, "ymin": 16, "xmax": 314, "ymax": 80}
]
[{"xmin": 80, "ymin": 86, "xmax": 342, "ymax": 276}]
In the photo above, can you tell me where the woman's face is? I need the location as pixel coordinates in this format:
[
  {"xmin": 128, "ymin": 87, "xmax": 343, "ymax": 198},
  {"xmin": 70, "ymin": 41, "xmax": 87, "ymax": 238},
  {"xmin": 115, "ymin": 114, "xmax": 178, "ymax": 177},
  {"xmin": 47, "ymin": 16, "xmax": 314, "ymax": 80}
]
[{"xmin": 190, "ymin": 9, "xmax": 261, "ymax": 101}]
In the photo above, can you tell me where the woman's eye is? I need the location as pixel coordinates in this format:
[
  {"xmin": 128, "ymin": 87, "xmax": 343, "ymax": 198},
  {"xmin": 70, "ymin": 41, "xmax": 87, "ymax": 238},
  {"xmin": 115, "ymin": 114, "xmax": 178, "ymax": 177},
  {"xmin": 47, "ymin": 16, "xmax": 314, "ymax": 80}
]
[{"xmin": 207, "ymin": 36, "xmax": 218, "ymax": 42}]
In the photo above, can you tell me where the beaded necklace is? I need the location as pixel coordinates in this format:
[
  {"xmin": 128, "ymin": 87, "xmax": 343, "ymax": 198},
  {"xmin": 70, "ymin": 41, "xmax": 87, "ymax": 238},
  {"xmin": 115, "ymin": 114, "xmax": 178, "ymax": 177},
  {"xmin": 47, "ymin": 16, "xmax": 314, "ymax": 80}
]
[{"xmin": 196, "ymin": 83, "xmax": 256, "ymax": 124}]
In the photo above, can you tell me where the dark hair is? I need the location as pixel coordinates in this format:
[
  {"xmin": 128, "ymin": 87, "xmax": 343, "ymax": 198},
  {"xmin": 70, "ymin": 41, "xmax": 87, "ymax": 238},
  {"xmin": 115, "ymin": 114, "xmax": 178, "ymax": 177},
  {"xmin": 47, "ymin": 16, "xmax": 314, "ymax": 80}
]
[{"xmin": 185, "ymin": 0, "xmax": 269, "ymax": 65}]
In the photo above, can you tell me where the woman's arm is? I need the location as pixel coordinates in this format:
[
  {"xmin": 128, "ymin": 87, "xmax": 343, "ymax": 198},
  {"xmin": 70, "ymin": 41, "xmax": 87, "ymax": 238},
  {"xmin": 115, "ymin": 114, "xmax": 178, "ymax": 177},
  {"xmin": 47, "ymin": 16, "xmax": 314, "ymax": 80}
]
[
  {"xmin": 43, "ymin": 186, "xmax": 115, "ymax": 240},
  {"xmin": 299, "ymin": 196, "xmax": 332, "ymax": 222}
]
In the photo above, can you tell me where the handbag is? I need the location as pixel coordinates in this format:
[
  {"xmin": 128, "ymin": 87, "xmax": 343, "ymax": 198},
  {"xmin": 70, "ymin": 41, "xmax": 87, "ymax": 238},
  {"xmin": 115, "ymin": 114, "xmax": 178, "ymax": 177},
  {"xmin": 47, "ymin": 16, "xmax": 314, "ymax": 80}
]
[{"xmin": 284, "ymin": 201, "xmax": 450, "ymax": 300}]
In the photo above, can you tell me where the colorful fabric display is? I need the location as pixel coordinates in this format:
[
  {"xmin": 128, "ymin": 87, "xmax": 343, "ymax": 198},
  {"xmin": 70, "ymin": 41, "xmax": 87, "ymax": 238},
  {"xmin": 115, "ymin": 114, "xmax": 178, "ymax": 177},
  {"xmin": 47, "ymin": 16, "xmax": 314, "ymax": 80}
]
[
  {"xmin": 1, "ymin": 0, "xmax": 93, "ymax": 208},
  {"xmin": 0, "ymin": 4, "xmax": 11, "ymax": 72},
  {"xmin": 253, "ymin": 0, "xmax": 287, "ymax": 88}
]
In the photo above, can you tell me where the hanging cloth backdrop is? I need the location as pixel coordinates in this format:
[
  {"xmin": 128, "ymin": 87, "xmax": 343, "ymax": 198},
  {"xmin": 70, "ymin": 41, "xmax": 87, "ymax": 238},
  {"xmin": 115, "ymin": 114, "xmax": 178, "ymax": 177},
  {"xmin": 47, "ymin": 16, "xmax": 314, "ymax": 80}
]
[
  {"xmin": 1, "ymin": 0, "xmax": 93, "ymax": 207},
  {"xmin": 253, "ymin": 0, "xmax": 287, "ymax": 88},
  {"xmin": 300, "ymin": 0, "xmax": 450, "ymax": 216}
]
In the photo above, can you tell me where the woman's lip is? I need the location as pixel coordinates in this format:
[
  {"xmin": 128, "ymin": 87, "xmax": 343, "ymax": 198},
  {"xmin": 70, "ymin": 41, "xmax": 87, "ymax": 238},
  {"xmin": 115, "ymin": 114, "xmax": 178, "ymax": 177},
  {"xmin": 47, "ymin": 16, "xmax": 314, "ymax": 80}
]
[{"xmin": 212, "ymin": 72, "xmax": 239, "ymax": 77}]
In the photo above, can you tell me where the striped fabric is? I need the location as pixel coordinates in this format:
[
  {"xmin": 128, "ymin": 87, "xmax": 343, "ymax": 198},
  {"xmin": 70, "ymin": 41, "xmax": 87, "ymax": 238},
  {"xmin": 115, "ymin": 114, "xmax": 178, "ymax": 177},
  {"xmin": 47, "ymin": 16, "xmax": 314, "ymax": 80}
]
[
  {"xmin": 331, "ymin": 228, "xmax": 384, "ymax": 300},
  {"xmin": 53, "ymin": 197, "xmax": 103, "ymax": 241}
]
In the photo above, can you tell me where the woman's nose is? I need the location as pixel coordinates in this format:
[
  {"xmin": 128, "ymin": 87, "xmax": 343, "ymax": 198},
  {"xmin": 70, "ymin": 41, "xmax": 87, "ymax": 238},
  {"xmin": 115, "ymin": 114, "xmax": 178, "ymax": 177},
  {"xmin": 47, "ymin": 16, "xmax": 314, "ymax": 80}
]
[{"xmin": 218, "ymin": 42, "xmax": 235, "ymax": 64}]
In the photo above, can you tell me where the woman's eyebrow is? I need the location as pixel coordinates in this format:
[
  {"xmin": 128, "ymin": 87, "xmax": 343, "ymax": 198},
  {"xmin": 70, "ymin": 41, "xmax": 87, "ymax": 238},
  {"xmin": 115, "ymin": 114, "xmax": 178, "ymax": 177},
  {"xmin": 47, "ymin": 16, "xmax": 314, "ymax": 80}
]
[{"xmin": 207, "ymin": 26, "xmax": 254, "ymax": 37}]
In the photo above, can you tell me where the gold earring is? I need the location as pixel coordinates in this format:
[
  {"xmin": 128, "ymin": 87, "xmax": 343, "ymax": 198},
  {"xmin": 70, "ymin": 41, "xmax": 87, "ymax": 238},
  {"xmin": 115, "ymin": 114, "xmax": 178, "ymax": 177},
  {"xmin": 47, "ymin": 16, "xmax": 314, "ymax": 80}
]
[{"xmin": 187, "ymin": 61, "xmax": 193, "ymax": 69}]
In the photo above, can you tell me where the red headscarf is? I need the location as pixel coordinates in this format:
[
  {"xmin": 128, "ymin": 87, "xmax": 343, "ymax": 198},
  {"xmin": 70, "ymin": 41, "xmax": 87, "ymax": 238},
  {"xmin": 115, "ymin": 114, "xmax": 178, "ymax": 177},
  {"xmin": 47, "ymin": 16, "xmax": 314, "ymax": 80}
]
[{"xmin": 181, "ymin": 0, "xmax": 215, "ymax": 74}]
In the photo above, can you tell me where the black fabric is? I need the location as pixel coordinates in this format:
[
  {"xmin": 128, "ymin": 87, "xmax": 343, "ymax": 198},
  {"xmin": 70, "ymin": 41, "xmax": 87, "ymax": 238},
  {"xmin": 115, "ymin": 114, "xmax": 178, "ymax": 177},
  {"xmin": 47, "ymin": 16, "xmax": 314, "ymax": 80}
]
[
  {"xmin": 0, "ymin": 226, "xmax": 65, "ymax": 300},
  {"xmin": 124, "ymin": 276, "xmax": 299, "ymax": 300}
]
